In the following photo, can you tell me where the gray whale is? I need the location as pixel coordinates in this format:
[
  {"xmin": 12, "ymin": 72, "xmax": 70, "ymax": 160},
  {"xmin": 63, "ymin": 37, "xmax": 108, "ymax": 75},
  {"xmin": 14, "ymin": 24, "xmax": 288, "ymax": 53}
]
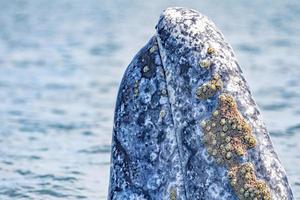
[{"xmin": 108, "ymin": 7, "xmax": 294, "ymax": 200}]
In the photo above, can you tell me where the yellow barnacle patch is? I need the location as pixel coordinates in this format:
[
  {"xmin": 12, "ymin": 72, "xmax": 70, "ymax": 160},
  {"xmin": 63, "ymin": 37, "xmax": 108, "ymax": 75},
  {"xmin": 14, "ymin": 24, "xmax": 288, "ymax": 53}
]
[
  {"xmin": 229, "ymin": 163, "xmax": 271, "ymax": 200},
  {"xmin": 196, "ymin": 66, "xmax": 267, "ymax": 198},
  {"xmin": 196, "ymin": 74, "xmax": 223, "ymax": 99},
  {"xmin": 200, "ymin": 93, "xmax": 256, "ymax": 167}
]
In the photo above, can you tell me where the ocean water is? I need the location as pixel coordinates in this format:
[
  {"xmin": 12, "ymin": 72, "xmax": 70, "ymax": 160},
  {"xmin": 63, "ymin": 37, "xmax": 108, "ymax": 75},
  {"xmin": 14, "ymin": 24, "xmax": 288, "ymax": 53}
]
[{"xmin": 0, "ymin": 0, "xmax": 299, "ymax": 199}]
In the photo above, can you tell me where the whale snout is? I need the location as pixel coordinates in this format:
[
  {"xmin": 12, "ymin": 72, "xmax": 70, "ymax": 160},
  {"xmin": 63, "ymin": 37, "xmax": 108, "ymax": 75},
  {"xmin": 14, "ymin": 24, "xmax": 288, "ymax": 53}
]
[{"xmin": 156, "ymin": 7, "xmax": 222, "ymax": 57}]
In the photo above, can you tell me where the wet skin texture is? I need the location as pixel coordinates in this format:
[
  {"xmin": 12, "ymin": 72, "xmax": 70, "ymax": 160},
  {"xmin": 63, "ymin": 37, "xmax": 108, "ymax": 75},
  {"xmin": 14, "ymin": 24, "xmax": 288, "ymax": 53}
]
[{"xmin": 108, "ymin": 7, "xmax": 294, "ymax": 200}]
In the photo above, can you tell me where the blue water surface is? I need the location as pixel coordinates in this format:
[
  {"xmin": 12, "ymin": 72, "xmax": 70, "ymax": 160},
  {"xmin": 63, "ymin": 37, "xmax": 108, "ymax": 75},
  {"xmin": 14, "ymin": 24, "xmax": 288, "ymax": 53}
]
[{"xmin": 0, "ymin": 0, "xmax": 299, "ymax": 199}]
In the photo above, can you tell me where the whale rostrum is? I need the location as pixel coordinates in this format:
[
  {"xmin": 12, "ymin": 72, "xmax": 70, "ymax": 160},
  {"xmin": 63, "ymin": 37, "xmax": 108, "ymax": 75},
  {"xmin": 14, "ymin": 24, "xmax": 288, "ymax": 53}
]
[{"xmin": 108, "ymin": 7, "xmax": 294, "ymax": 200}]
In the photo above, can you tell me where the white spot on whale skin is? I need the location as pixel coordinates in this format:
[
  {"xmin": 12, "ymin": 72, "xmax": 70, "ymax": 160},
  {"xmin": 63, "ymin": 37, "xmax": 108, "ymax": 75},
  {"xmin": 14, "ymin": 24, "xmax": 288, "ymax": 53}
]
[
  {"xmin": 139, "ymin": 78, "xmax": 157, "ymax": 103},
  {"xmin": 147, "ymin": 174, "xmax": 162, "ymax": 190},
  {"xmin": 114, "ymin": 191, "xmax": 147, "ymax": 200},
  {"xmin": 202, "ymin": 148, "xmax": 214, "ymax": 164},
  {"xmin": 208, "ymin": 183, "xmax": 222, "ymax": 198},
  {"xmin": 150, "ymin": 152, "xmax": 158, "ymax": 161},
  {"xmin": 159, "ymin": 96, "xmax": 168, "ymax": 104}
]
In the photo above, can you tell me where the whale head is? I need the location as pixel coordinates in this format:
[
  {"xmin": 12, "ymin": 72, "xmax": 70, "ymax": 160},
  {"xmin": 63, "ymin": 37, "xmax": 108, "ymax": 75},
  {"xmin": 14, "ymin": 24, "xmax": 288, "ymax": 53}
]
[{"xmin": 108, "ymin": 7, "xmax": 294, "ymax": 200}]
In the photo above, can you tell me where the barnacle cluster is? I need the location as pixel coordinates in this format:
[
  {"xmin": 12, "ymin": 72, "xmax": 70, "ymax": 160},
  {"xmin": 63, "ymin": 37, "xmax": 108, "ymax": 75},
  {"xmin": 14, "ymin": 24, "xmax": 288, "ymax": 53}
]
[
  {"xmin": 197, "ymin": 46, "xmax": 271, "ymax": 199},
  {"xmin": 198, "ymin": 47, "xmax": 215, "ymax": 69},
  {"xmin": 196, "ymin": 74, "xmax": 223, "ymax": 99},
  {"xmin": 228, "ymin": 163, "xmax": 271, "ymax": 200},
  {"xmin": 201, "ymin": 93, "xmax": 256, "ymax": 166}
]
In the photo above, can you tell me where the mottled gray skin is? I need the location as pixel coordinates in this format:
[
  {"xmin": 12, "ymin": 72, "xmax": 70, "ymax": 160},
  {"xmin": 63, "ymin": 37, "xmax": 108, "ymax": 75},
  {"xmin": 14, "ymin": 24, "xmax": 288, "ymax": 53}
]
[
  {"xmin": 109, "ymin": 37, "xmax": 186, "ymax": 200},
  {"xmin": 108, "ymin": 7, "xmax": 294, "ymax": 200}
]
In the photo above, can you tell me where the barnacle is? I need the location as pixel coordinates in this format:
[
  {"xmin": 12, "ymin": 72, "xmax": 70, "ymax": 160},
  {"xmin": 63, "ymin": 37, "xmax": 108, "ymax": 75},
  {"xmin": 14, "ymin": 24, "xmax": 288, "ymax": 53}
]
[
  {"xmin": 207, "ymin": 47, "xmax": 215, "ymax": 55},
  {"xmin": 199, "ymin": 59, "xmax": 211, "ymax": 68},
  {"xmin": 213, "ymin": 110, "xmax": 219, "ymax": 117},
  {"xmin": 169, "ymin": 187, "xmax": 177, "ymax": 200},
  {"xmin": 236, "ymin": 146, "xmax": 245, "ymax": 156},
  {"xmin": 196, "ymin": 74, "xmax": 223, "ymax": 99},
  {"xmin": 161, "ymin": 89, "xmax": 167, "ymax": 96},
  {"xmin": 226, "ymin": 152, "xmax": 232, "ymax": 160},
  {"xmin": 143, "ymin": 65, "xmax": 150, "ymax": 73},
  {"xmin": 149, "ymin": 45, "xmax": 158, "ymax": 53},
  {"xmin": 160, "ymin": 109, "xmax": 166, "ymax": 118}
]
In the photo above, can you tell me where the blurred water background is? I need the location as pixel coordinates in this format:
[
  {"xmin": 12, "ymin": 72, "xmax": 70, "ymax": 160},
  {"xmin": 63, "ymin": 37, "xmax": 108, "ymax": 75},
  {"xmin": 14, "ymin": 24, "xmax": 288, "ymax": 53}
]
[{"xmin": 0, "ymin": 0, "xmax": 299, "ymax": 199}]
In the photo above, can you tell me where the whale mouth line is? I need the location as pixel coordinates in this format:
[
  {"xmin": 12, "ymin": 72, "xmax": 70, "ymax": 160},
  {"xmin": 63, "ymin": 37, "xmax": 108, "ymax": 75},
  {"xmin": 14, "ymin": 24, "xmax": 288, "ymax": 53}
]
[{"xmin": 155, "ymin": 34, "xmax": 189, "ymax": 199}]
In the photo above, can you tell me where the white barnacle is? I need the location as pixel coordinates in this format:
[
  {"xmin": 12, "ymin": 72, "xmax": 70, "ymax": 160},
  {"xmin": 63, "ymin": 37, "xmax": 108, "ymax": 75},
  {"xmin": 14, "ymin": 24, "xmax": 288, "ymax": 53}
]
[
  {"xmin": 220, "ymin": 118, "xmax": 226, "ymax": 125},
  {"xmin": 149, "ymin": 45, "xmax": 158, "ymax": 53},
  {"xmin": 143, "ymin": 65, "xmax": 150, "ymax": 73},
  {"xmin": 212, "ymin": 110, "xmax": 219, "ymax": 117},
  {"xmin": 201, "ymin": 120, "xmax": 207, "ymax": 128},
  {"xmin": 160, "ymin": 109, "xmax": 166, "ymax": 118},
  {"xmin": 199, "ymin": 59, "xmax": 211, "ymax": 68}
]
